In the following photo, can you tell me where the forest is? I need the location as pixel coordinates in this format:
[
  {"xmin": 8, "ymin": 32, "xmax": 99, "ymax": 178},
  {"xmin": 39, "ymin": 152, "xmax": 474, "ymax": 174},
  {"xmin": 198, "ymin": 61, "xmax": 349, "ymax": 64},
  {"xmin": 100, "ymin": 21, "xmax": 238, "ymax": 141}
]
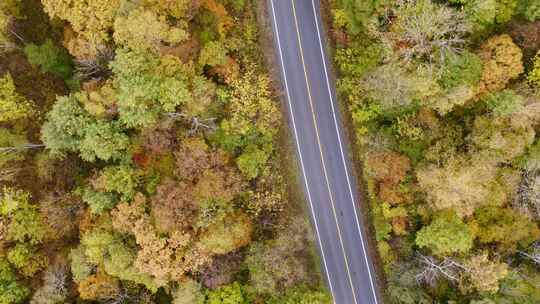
[
  {"xmin": 327, "ymin": 0, "xmax": 540, "ymax": 303},
  {"xmin": 0, "ymin": 0, "xmax": 331, "ymax": 303}
]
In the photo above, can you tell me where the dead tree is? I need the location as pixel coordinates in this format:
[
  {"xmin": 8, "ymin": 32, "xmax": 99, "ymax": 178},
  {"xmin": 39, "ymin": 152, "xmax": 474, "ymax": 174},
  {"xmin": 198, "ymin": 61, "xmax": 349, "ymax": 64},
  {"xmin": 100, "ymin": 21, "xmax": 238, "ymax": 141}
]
[
  {"xmin": 75, "ymin": 46, "xmax": 114, "ymax": 81},
  {"xmin": 0, "ymin": 143, "xmax": 44, "ymax": 152},
  {"xmin": 520, "ymin": 241, "xmax": 540, "ymax": 266},
  {"xmin": 167, "ymin": 112, "xmax": 216, "ymax": 135},
  {"xmin": 415, "ymin": 253, "xmax": 465, "ymax": 287}
]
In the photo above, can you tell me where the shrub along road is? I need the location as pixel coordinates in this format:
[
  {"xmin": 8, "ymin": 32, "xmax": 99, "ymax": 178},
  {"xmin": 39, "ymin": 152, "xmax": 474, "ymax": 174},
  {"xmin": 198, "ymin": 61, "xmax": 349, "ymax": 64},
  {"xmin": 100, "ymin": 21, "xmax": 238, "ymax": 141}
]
[{"xmin": 268, "ymin": 0, "xmax": 380, "ymax": 303}]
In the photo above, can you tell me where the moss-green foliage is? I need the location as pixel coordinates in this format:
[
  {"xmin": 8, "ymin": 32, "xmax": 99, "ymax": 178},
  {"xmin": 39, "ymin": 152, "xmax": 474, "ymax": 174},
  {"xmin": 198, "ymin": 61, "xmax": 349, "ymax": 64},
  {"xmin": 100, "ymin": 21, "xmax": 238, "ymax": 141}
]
[
  {"xmin": 69, "ymin": 246, "xmax": 94, "ymax": 283},
  {"xmin": 80, "ymin": 228, "xmax": 160, "ymax": 292},
  {"xmin": 41, "ymin": 94, "xmax": 130, "ymax": 161},
  {"xmin": 7, "ymin": 243, "xmax": 47, "ymax": 277},
  {"xmin": 113, "ymin": 8, "xmax": 188, "ymax": 52},
  {"xmin": 24, "ymin": 39, "xmax": 73, "ymax": 79},
  {"xmin": 236, "ymin": 145, "xmax": 269, "ymax": 180},
  {"xmin": 439, "ymin": 51, "xmax": 483, "ymax": 89},
  {"xmin": 472, "ymin": 206, "xmax": 540, "ymax": 251},
  {"xmin": 0, "ymin": 187, "xmax": 47, "ymax": 245},
  {"xmin": 333, "ymin": 0, "xmax": 540, "ymax": 301},
  {"xmin": 204, "ymin": 282, "xmax": 248, "ymax": 304},
  {"xmin": 528, "ymin": 50, "xmax": 540, "ymax": 86},
  {"xmin": 415, "ymin": 211, "xmax": 474, "ymax": 256},
  {"xmin": 78, "ymin": 187, "xmax": 118, "ymax": 214},
  {"xmin": 482, "ymin": 90, "xmax": 524, "ymax": 117},
  {"xmin": 464, "ymin": 0, "xmax": 518, "ymax": 30},
  {"xmin": 0, "ymin": 259, "xmax": 29, "ymax": 304},
  {"xmin": 5, "ymin": 0, "xmax": 326, "ymax": 302},
  {"xmin": 199, "ymin": 40, "xmax": 228, "ymax": 67},
  {"xmin": 519, "ymin": 0, "xmax": 540, "ymax": 21},
  {"xmin": 110, "ymin": 49, "xmax": 193, "ymax": 128},
  {"xmin": 335, "ymin": 0, "xmax": 387, "ymax": 34},
  {"xmin": 335, "ymin": 44, "xmax": 384, "ymax": 80},
  {"xmin": 386, "ymin": 285, "xmax": 433, "ymax": 304},
  {"xmin": 516, "ymin": 139, "xmax": 540, "ymax": 171},
  {"xmin": 267, "ymin": 286, "xmax": 332, "ymax": 304},
  {"xmin": 0, "ymin": 73, "xmax": 33, "ymax": 124},
  {"xmin": 96, "ymin": 165, "xmax": 140, "ymax": 200}
]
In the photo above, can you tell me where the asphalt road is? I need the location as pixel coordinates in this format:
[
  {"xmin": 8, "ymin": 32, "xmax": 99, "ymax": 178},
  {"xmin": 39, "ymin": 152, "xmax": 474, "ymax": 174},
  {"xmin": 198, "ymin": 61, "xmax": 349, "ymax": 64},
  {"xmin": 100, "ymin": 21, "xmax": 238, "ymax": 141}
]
[{"xmin": 267, "ymin": 1, "xmax": 380, "ymax": 303}]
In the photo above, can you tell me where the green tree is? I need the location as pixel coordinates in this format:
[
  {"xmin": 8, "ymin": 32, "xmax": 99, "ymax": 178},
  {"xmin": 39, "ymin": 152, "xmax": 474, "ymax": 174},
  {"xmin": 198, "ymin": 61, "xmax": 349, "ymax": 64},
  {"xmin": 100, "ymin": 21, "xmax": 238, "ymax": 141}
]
[
  {"xmin": 0, "ymin": 258, "xmax": 29, "ymax": 304},
  {"xmin": 0, "ymin": 187, "xmax": 47, "ymax": 245},
  {"xmin": 482, "ymin": 90, "xmax": 524, "ymax": 117},
  {"xmin": 335, "ymin": 44, "xmax": 384, "ymax": 80},
  {"xmin": 470, "ymin": 115, "xmax": 534, "ymax": 162},
  {"xmin": 41, "ymin": 94, "xmax": 129, "ymax": 161},
  {"xmin": 93, "ymin": 165, "xmax": 140, "ymax": 200},
  {"xmin": 41, "ymin": 94, "xmax": 92, "ymax": 156},
  {"xmin": 519, "ymin": 0, "xmax": 540, "ymax": 21},
  {"xmin": 80, "ymin": 227, "xmax": 161, "ymax": 292},
  {"xmin": 113, "ymin": 8, "xmax": 188, "ymax": 52},
  {"xmin": 78, "ymin": 120, "xmax": 129, "ymax": 162},
  {"xmin": 0, "ymin": 73, "xmax": 33, "ymax": 123},
  {"xmin": 439, "ymin": 51, "xmax": 483, "ymax": 89},
  {"xmin": 198, "ymin": 40, "xmax": 228, "ymax": 67},
  {"xmin": 198, "ymin": 212, "xmax": 253, "ymax": 255},
  {"xmin": 415, "ymin": 211, "xmax": 473, "ymax": 256},
  {"xmin": 217, "ymin": 69, "xmax": 280, "ymax": 151},
  {"xmin": 7, "ymin": 243, "xmax": 47, "ymax": 277},
  {"xmin": 205, "ymin": 282, "xmax": 247, "ymax": 304},
  {"xmin": 267, "ymin": 286, "xmax": 332, "ymax": 304},
  {"xmin": 69, "ymin": 246, "xmax": 94, "ymax": 283},
  {"xmin": 110, "ymin": 49, "xmax": 192, "ymax": 128},
  {"xmin": 236, "ymin": 145, "xmax": 269, "ymax": 180},
  {"xmin": 335, "ymin": 0, "xmax": 386, "ymax": 34},
  {"xmin": 528, "ymin": 50, "xmax": 540, "ymax": 86},
  {"xmin": 386, "ymin": 285, "xmax": 433, "ymax": 304},
  {"xmin": 78, "ymin": 187, "xmax": 118, "ymax": 214},
  {"xmin": 24, "ymin": 39, "xmax": 73, "ymax": 79},
  {"xmin": 472, "ymin": 206, "xmax": 540, "ymax": 252}
]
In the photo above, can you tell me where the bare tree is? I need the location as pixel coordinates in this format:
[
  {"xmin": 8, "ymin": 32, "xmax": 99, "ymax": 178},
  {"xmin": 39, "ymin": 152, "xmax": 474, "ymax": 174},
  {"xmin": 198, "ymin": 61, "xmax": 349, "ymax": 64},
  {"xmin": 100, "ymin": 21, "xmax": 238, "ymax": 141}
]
[
  {"xmin": 519, "ymin": 241, "xmax": 540, "ymax": 266},
  {"xmin": 515, "ymin": 171, "xmax": 540, "ymax": 220},
  {"xmin": 390, "ymin": 0, "xmax": 472, "ymax": 63},
  {"xmin": 75, "ymin": 46, "xmax": 114, "ymax": 81},
  {"xmin": 167, "ymin": 112, "xmax": 216, "ymax": 135},
  {"xmin": 415, "ymin": 253, "xmax": 465, "ymax": 287},
  {"xmin": 0, "ymin": 143, "xmax": 45, "ymax": 152}
]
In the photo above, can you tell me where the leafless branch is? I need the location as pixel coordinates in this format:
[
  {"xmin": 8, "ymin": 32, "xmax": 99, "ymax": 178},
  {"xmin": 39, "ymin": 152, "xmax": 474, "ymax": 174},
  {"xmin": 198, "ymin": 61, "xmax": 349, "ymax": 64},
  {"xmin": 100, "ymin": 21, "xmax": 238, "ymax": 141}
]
[
  {"xmin": 415, "ymin": 253, "xmax": 465, "ymax": 287},
  {"xmin": 75, "ymin": 46, "xmax": 114, "ymax": 81},
  {"xmin": 167, "ymin": 112, "xmax": 217, "ymax": 135},
  {"xmin": 519, "ymin": 241, "xmax": 540, "ymax": 266},
  {"xmin": 0, "ymin": 143, "xmax": 45, "ymax": 152}
]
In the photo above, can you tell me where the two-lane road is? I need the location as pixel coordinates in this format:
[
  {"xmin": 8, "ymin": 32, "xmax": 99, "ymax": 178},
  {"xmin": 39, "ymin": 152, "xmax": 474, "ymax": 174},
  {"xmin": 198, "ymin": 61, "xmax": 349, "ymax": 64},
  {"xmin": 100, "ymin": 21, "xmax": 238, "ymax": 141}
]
[{"xmin": 268, "ymin": 1, "xmax": 380, "ymax": 303}]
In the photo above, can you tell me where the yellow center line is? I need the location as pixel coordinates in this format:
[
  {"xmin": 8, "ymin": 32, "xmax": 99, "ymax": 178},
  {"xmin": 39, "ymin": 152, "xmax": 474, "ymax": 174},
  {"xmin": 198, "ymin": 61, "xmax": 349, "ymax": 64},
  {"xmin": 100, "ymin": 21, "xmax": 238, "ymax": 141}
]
[{"xmin": 290, "ymin": 1, "xmax": 358, "ymax": 303}]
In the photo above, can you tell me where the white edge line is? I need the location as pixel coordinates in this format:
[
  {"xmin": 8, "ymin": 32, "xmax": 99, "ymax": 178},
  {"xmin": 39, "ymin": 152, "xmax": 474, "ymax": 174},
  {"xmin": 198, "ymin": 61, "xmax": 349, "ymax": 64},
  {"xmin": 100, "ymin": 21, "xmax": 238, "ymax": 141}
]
[
  {"xmin": 289, "ymin": 1, "xmax": 358, "ymax": 304},
  {"xmin": 310, "ymin": 0, "xmax": 379, "ymax": 303},
  {"xmin": 269, "ymin": 0, "xmax": 336, "ymax": 301}
]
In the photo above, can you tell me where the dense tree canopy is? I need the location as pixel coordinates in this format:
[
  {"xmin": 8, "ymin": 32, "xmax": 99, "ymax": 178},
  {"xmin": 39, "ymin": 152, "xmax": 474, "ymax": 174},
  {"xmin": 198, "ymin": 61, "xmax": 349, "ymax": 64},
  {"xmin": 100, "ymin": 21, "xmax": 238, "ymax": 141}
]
[
  {"xmin": 0, "ymin": 0, "xmax": 328, "ymax": 303},
  {"xmin": 331, "ymin": 0, "xmax": 540, "ymax": 301}
]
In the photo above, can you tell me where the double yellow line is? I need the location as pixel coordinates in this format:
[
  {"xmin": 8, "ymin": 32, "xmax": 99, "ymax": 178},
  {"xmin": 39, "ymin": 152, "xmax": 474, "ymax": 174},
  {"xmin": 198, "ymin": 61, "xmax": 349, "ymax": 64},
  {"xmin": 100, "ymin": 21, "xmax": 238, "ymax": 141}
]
[{"xmin": 290, "ymin": 1, "xmax": 358, "ymax": 303}]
